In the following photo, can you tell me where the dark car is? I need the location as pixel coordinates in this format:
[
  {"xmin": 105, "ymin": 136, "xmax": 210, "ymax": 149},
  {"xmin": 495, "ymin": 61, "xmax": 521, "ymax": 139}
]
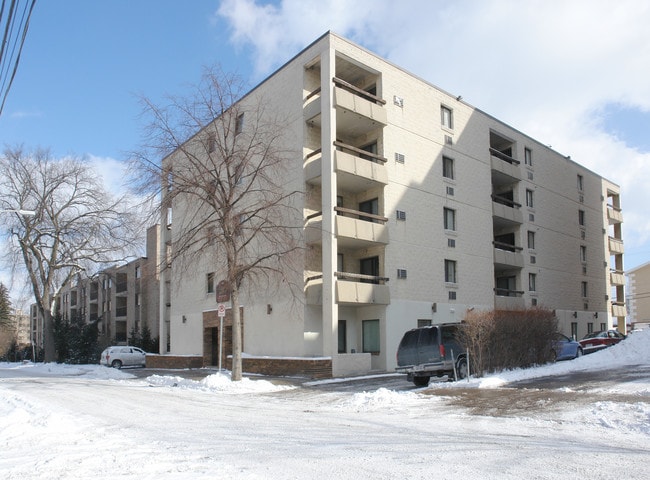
[
  {"xmin": 551, "ymin": 333, "xmax": 583, "ymax": 361},
  {"xmin": 395, "ymin": 323, "xmax": 467, "ymax": 386},
  {"xmin": 579, "ymin": 330, "xmax": 626, "ymax": 354}
]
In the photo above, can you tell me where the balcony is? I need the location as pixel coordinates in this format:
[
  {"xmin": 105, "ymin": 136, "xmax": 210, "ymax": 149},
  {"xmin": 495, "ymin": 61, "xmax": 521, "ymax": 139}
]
[
  {"xmin": 607, "ymin": 205, "xmax": 623, "ymax": 225},
  {"xmin": 608, "ymin": 237, "xmax": 624, "ymax": 254},
  {"xmin": 304, "ymin": 142, "xmax": 388, "ymax": 189},
  {"xmin": 490, "ymin": 148, "xmax": 521, "ymax": 183},
  {"xmin": 611, "ymin": 301, "xmax": 626, "ymax": 317},
  {"xmin": 492, "ymin": 195, "xmax": 523, "ymax": 226},
  {"xmin": 335, "ymin": 272, "xmax": 390, "ymax": 305},
  {"xmin": 610, "ymin": 270, "xmax": 625, "ymax": 286},
  {"xmin": 493, "ymin": 242, "xmax": 524, "ymax": 269},
  {"xmin": 494, "ymin": 288, "xmax": 525, "ymax": 310},
  {"xmin": 334, "ymin": 78, "xmax": 387, "ymax": 137},
  {"xmin": 305, "ymin": 208, "xmax": 389, "ymax": 248}
]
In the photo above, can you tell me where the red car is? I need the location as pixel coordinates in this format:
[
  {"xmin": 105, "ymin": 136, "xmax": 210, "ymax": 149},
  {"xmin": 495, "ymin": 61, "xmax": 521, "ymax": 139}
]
[{"xmin": 579, "ymin": 330, "xmax": 626, "ymax": 354}]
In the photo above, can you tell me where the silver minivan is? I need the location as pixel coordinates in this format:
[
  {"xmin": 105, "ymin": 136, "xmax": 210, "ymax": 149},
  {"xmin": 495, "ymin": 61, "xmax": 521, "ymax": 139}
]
[{"xmin": 395, "ymin": 324, "xmax": 467, "ymax": 386}]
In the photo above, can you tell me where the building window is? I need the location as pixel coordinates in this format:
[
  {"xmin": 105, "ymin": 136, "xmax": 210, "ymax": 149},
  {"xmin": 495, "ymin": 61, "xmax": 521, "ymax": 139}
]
[
  {"xmin": 524, "ymin": 147, "xmax": 532, "ymax": 166},
  {"xmin": 135, "ymin": 293, "xmax": 141, "ymax": 306},
  {"xmin": 577, "ymin": 174, "xmax": 584, "ymax": 191},
  {"xmin": 362, "ymin": 319, "xmax": 380, "ymax": 354},
  {"xmin": 418, "ymin": 319, "xmax": 432, "ymax": 327},
  {"xmin": 135, "ymin": 265, "xmax": 141, "ymax": 278},
  {"xmin": 527, "ymin": 231, "xmax": 536, "ymax": 249},
  {"xmin": 526, "ymin": 189, "xmax": 534, "ymax": 208},
  {"xmin": 235, "ymin": 113, "xmax": 245, "ymax": 135},
  {"xmin": 529, "ymin": 273, "xmax": 536, "ymax": 292},
  {"xmin": 443, "ymin": 156, "xmax": 454, "ymax": 179},
  {"xmin": 445, "ymin": 259, "xmax": 457, "ymax": 283},
  {"xmin": 580, "ymin": 246, "xmax": 587, "ymax": 263},
  {"xmin": 444, "ymin": 207, "xmax": 456, "ymax": 231},
  {"xmin": 338, "ymin": 320, "xmax": 347, "ymax": 354},
  {"xmin": 581, "ymin": 281, "xmax": 588, "ymax": 297},
  {"xmin": 578, "ymin": 209, "xmax": 585, "ymax": 226},
  {"xmin": 587, "ymin": 322, "xmax": 593, "ymax": 334},
  {"xmin": 396, "ymin": 210, "xmax": 406, "ymax": 221},
  {"xmin": 207, "ymin": 133, "xmax": 216, "ymax": 153},
  {"xmin": 207, "ymin": 272, "xmax": 215, "ymax": 294},
  {"xmin": 441, "ymin": 105, "xmax": 453, "ymax": 129},
  {"xmin": 571, "ymin": 322, "xmax": 578, "ymax": 340}
]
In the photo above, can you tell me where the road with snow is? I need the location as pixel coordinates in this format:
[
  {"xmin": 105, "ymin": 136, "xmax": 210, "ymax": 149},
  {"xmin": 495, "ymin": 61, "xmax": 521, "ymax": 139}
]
[{"xmin": 2, "ymin": 331, "xmax": 650, "ymax": 479}]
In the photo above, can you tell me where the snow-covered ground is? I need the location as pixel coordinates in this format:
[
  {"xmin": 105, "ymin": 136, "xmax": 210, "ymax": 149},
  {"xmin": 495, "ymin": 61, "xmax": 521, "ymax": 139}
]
[{"xmin": 1, "ymin": 330, "xmax": 649, "ymax": 479}]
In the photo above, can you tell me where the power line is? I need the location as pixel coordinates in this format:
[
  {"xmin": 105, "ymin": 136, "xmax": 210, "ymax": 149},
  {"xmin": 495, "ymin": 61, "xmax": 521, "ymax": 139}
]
[{"xmin": 0, "ymin": 0, "xmax": 37, "ymax": 117}]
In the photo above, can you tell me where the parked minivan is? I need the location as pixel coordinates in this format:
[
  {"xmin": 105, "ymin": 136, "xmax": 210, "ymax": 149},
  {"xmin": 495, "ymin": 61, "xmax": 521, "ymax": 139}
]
[{"xmin": 395, "ymin": 323, "xmax": 467, "ymax": 386}]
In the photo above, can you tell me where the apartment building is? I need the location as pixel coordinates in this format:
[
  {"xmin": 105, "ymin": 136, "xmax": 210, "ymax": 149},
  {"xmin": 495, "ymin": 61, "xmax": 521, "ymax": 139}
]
[
  {"xmin": 627, "ymin": 262, "xmax": 650, "ymax": 328},
  {"xmin": 161, "ymin": 32, "xmax": 625, "ymax": 377},
  {"xmin": 46, "ymin": 225, "xmax": 161, "ymax": 348}
]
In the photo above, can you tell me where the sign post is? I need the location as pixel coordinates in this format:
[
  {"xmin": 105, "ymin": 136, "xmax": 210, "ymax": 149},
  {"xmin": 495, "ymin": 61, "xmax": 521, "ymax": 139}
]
[{"xmin": 217, "ymin": 303, "xmax": 226, "ymax": 372}]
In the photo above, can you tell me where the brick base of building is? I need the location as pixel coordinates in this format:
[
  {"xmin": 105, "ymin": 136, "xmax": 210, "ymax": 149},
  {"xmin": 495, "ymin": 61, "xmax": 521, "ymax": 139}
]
[
  {"xmin": 232, "ymin": 356, "xmax": 333, "ymax": 379},
  {"xmin": 145, "ymin": 354, "xmax": 204, "ymax": 369}
]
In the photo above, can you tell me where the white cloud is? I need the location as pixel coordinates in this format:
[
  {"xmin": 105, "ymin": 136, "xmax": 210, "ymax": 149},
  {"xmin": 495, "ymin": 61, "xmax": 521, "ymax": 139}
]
[{"xmin": 216, "ymin": 0, "xmax": 650, "ymax": 268}]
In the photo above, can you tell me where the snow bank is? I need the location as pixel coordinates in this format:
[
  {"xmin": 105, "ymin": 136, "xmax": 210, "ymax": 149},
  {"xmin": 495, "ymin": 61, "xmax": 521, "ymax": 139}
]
[
  {"xmin": 467, "ymin": 328, "xmax": 650, "ymax": 389},
  {"xmin": 146, "ymin": 371, "xmax": 295, "ymax": 394},
  {"xmin": 0, "ymin": 362, "xmax": 135, "ymax": 379}
]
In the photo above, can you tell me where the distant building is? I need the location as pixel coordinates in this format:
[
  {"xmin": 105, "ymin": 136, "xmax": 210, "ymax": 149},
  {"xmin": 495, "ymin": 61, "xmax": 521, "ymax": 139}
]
[
  {"xmin": 160, "ymin": 32, "xmax": 625, "ymax": 377},
  {"xmin": 33, "ymin": 225, "xmax": 162, "ymax": 350},
  {"xmin": 626, "ymin": 262, "xmax": 650, "ymax": 329}
]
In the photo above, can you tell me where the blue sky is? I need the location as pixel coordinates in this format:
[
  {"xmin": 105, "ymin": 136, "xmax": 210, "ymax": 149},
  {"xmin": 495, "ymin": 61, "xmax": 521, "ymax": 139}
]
[{"xmin": 2, "ymin": 0, "xmax": 650, "ymax": 303}]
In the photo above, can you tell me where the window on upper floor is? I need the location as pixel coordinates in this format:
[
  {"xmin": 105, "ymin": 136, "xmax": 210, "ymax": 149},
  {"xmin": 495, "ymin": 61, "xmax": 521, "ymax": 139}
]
[
  {"xmin": 444, "ymin": 207, "xmax": 456, "ymax": 231},
  {"xmin": 443, "ymin": 156, "xmax": 455, "ymax": 180},
  {"xmin": 441, "ymin": 105, "xmax": 453, "ymax": 129},
  {"xmin": 235, "ymin": 113, "xmax": 244, "ymax": 136},
  {"xmin": 527, "ymin": 230, "xmax": 536, "ymax": 249},
  {"xmin": 581, "ymin": 281, "xmax": 588, "ymax": 298},
  {"xmin": 207, "ymin": 272, "xmax": 215, "ymax": 294},
  {"xmin": 578, "ymin": 209, "xmax": 585, "ymax": 226},
  {"xmin": 529, "ymin": 273, "xmax": 537, "ymax": 292},
  {"xmin": 526, "ymin": 189, "xmax": 534, "ymax": 208},
  {"xmin": 445, "ymin": 259, "xmax": 457, "ymax": 283},
  {"xmin": 524, "ymin": 147, "xmax": 533, "ymax": 166},
  {"xmin": 577, "ymin": 174, "xmax": 584, "ymax": 191},
  {"xmin": 580, "ymin": 246, "xmax": 587, "ymax": 263}
]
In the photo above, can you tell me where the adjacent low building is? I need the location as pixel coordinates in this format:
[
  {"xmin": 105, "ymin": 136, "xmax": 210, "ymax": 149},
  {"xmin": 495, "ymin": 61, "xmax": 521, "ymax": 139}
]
[
  {"xmin": 34, "ymin": 225, "xmax": 162, "ymax": 351},
  {"xmin": 159, "ymin": 32, "xmax": 625, "ymax": 377}
]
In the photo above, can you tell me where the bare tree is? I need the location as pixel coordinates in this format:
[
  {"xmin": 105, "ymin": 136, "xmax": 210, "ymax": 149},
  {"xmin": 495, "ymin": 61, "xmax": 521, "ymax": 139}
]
[
  {"xmin": 0, "ymin": 146, "xmax": 141, "ymax": 362},
  {"xmin": 132, "ymin": 66, "xmax": 302, "ymax": 381}
]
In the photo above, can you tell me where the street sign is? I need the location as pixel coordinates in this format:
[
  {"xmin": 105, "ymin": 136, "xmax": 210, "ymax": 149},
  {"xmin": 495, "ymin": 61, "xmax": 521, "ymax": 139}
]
[{"xmin": 217, "ymin": 303, "xmax": 226, "ymax": 317}]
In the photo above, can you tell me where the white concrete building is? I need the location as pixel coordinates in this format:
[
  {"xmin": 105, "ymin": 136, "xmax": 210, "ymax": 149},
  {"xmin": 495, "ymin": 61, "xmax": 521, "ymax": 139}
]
[
  {"xmin": 627, "ymin": 262, "xmax": 650, "ymax": 329},
  {"xmin": 160, "ymin": 32, "xmax": 625, "ymax": 377}
]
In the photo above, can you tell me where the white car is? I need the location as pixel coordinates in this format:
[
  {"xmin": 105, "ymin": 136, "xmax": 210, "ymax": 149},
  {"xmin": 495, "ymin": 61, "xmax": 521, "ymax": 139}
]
[{"xmin": 100, "ymin": 346, "xmax": 147, "ymax": 368}]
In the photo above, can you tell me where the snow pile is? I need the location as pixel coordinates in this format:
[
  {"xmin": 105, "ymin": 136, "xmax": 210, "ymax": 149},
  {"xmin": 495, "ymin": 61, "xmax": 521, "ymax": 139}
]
[
  {"xmin": 146, "ymin": 371, "xmax": 294, "ymax": 393},
  {"xmin": 461, "ymin": 328, "xmax": 650, "ymax": 389},
  {"xmin": 0, "ymin": 361, "xmax": 135, "ymax": 379},
  {"xmin": 343, "ymin": 387, "xmax": 425, "ymax": 411}
]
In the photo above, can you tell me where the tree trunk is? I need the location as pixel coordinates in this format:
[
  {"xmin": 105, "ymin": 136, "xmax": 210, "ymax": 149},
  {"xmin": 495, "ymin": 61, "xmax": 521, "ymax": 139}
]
[
  {"xmin": 230, "ymin": 287, "xmax": 242, "ymax": 381},
  {"xmin": 42, "ymin": 309, "xmax": 56, "ymax": 362}
]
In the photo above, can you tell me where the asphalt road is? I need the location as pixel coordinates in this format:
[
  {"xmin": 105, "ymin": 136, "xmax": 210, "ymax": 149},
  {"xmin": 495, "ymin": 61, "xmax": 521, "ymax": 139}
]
[{"xmin": 122, "ymin": 363, "xmax": 650, "ymax": 417}]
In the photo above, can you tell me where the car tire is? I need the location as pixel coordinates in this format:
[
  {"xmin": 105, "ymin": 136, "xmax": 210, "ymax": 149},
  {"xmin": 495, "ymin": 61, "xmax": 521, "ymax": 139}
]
[
  {"xmin": 111, "ymin": 359, "xmax": 123, "ymax": 369},
  {"xmin": 412, "ymin": 376, "xmax": 430, "ymax": 387},
  {"xmin": 455, "ymin": 357, "xmax": 468, "ymax": 380}
]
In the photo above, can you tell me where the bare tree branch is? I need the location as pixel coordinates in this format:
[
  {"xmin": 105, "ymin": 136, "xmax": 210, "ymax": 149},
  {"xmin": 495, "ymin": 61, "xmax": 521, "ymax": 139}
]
[
  {"xmin": 130, "ymin": 65, "xmax": 303, "ymax": 380},
  {"xmin": 0, "ymin": 146, "xmax": 143, "ymax": 361}
]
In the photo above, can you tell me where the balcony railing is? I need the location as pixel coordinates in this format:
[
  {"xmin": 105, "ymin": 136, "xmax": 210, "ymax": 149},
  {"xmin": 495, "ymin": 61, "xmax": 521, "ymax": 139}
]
[
  {"xmin": 334, "ymin": 206, "xmax": 388, "ymax": 224},
  {"xmin": 332, "ymin": 77, "xmax": 386, "ymax": 106},
  {"xmin": 491, "ymin": 194, "xmax": 521, "ymax": 208},
  {"xmin": 334, "ymin": 141, "xmax": 387, "ymax": 164},
  {"xmin": 493, "ymin": 241, "xmax": 523, "ymax": 253},
  {"xmin": 489, "ymin": 147, "xmax": 520, "ymax": 165},
  {"xmin": 335, "ymin": 271, "xmax": 389, "ymax": 285},
  {"xmin": 494, "ymin": 288, "xmax": 524, "ymax": 297}
]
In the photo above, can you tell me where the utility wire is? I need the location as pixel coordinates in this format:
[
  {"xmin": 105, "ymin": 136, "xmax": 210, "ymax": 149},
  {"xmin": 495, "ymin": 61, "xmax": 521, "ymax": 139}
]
[{"xmin": 0, "ymin": 0, "xmax": 36, "ymax": 117}]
